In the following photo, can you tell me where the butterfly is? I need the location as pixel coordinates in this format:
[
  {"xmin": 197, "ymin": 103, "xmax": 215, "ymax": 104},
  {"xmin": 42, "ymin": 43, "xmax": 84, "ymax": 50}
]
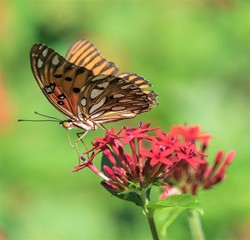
[{"xmin": 30, "ymin": 39, "xmax": 158, "ymax": 141}]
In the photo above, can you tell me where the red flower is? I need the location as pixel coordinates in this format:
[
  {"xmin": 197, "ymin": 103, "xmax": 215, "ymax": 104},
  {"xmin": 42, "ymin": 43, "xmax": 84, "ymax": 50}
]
[
  {"xmin": 121, "ymin": 122, "xmax": 158, "ymax": 144},
  {"xmin": 171, "ymin": 125, "xmax": 212, "ymax": 146},
  {"xmin": 141, "ymin": 140, "xmax": 174, "ymax": 165},
  {"xmin": 156, "ymin": 131, "xmax": 181, "ymax": 150},
  {"xmin": 73, "ymin": 122, "xmax": 235, "ymax": 198},
  {"xmin": 160, "ymin": 148, "xmax": 236, "ymax": 197},
  {"xmin": 203, "ymin": 150, "xmax": 236, "ymax": 189},
  {"xmin": 177, "ymin": 143, "xmax": 207, "ymax": 168}
]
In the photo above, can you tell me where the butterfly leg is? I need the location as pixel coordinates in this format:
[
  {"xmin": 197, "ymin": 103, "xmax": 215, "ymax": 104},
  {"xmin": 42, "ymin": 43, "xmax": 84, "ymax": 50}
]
[
  {"xmin": 99, "ymin": 124, "xmax": 108, "ymax": 131},
  {"xmin": 66, "ymin": 129, "xmax": 75, "ymax": 148},
  {"xmin": 74, "ymin": 131, "xmax": 88, "ymax": 164}
]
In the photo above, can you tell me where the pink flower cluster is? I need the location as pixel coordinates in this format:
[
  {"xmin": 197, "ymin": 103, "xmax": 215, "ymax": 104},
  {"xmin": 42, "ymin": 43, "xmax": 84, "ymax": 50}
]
[{"xmin": 73, "ymin": 123, "xmax": 235, "ymax": 197}]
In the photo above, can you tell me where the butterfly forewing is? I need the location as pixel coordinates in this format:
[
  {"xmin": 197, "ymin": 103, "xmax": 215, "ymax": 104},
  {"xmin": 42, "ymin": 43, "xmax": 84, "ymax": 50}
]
[
  {"xmin": 30, "ymin": 44, "xmax": 94, "ymax": 120},
  {"xmin": 65, "ymin": 39, "xmax": 119, "ymax": 76}
]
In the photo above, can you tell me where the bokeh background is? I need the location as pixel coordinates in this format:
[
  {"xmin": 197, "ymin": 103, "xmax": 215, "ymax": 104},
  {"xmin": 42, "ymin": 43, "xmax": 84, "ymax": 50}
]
[{"xmin": 0, "ymin": 0, "xmax": 249, "ymax": 239}]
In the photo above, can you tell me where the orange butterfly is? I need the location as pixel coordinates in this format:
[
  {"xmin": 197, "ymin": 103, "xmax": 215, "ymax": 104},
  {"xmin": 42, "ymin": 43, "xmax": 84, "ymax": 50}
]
[{"xmin": 30, "ymin": 39, "xmax": 158, "ymax": 140}]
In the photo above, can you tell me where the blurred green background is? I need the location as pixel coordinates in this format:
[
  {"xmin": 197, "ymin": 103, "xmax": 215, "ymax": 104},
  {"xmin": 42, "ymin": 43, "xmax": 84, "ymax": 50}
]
[{"xmin": 0, "ymin": 0, "xmax": 249, "ymax": 239}]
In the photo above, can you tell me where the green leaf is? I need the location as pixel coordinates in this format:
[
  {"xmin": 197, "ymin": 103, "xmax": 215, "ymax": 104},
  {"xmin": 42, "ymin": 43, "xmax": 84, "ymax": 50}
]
[
  {"xmin": 104, "ymin": 188, "xmax": 144, "ymax": 206},
  {"xmin": 149, "ymin": 194, "xmax": 203, "ymax": 214},
  {"xmin": 147, "ymin": 194, "xmax": 203, "ymax": 238}
]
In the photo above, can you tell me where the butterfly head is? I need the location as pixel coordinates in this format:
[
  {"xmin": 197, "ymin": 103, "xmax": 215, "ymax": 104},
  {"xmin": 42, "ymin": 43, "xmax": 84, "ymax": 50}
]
[{"xmin": 60, "ymin": 120, "xmax": 75, "ymax": 130}]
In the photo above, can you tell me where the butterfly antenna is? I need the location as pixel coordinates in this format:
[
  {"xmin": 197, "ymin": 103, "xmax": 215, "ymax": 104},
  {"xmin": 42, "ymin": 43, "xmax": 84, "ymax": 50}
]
[
  {"xmin": 34, "ymin": 111, "xmax": 62, "ymax": 121},
  {"xmin": 18, "ymin": 119, "xmax": 60, "ymax": 123},
  {"xmin": 18, "ymin": 112, "xmax": 62, "ymax": 123}
]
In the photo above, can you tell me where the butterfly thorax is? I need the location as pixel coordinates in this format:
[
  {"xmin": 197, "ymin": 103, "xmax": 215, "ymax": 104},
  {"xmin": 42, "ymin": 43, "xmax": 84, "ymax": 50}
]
[{"xmin": 60, "ymin": 119, "xmax": 96, "ymax": 131}]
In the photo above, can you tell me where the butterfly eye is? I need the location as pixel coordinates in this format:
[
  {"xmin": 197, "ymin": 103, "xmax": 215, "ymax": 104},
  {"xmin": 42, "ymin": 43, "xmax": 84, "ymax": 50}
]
[{"xmin": 61, "ymin": 120, "xmax": 72, "ymax": 129}]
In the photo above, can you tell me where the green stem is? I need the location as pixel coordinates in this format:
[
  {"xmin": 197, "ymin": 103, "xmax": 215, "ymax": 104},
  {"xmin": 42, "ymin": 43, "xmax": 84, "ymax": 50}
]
[
  {"xmin": 140, "ymin": 189, "xmax": 160, "ymax": 240},
  {"xmin": 146, "ymin": 210, "xmax": 160, "ymax": 240},
  {"xmin": 187, "ymin": 209, "xmax": 205, "ymax": 240}
]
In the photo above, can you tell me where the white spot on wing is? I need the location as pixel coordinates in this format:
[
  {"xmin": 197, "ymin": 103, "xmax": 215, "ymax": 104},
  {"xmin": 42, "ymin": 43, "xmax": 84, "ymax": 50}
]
[
  {"xmin": 89, "ymin": 97, "xmax": 106, "ymax": 114},
  {"xmin": 121, "ymin": 84, "xmax": 133, "ymax": 90},
  {"xmin": 90, "ymin": 89, "xmax": 103, "ymax": 99},
  {"xmin": 119, "ymin": 99, "xmax": 132, "ymax": 103},
  {"xmin": 42, "ymin": 48, "xmax": 48, "ymax": 57},
  {"xmin": 111, "ymin": 106, "xmax": 126, "ymax": 111},
  {"xmin": 80, "ymin": 86, "xmax": 86, "ymax": 93},
  {"xmin": 91, "ymin": 75, "xmax": 108, "ymax": 81},
  {"xmin": 37, "ymin": 59, "xmax": 43, "ymax": 68},
  {"xmin": 121, "ymin": 113, "xmax": 135, "ymax": 117},
  {"xmin": 52, "ymin": 55, "xmax": 60, "ymax": 65},
  {"xmin": 77, "ymin": 106, "xmax": 84, "ymax": 121},
  {"xmin": 97, "ymin": 82, "xmax": 109, "ymax": 88},
  {"xmin": 91, "ymin": 111, "xmax": 105, "ymax": 119},
  {"xmin": 95, "ymin": 119, "xmax": 113, "ymax": 124},
  {"xmin": 113, "ymin": 94, "xmax": 124, "ymax": 98},
  {"xmin": 81, "ymin": 98, "xmax": 87, "ymax": 107}
]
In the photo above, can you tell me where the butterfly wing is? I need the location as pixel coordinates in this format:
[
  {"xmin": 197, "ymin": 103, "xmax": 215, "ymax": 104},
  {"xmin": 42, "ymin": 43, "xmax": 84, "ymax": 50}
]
[
  {"xmin": 77, "ymin": 74, "xmax": 158, "ymax": 124},
  {"xmin": 30, "ymin": 43, "xmax": 94, "ymax": 120},
  {"xmin": 65, "ymin": 39, "xmax": 119, "ymax": 76},
  {"xmin": 30, "ymin": 41, "xmax": 158, "ymax": 127},
  {"xmin": 117, "ymin": 72, "xmax": 158, "ymax": 107}
]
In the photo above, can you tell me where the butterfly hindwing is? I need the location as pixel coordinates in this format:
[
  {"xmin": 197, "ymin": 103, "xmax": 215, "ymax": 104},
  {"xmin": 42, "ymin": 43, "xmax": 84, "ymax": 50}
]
[
  {"xmin": 77, "ymin": 75, "xmax": 157, "ymax": 124},
  {"xmin": 117, "ymin": 72, "xmax": 158, "ymax": 108}
]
